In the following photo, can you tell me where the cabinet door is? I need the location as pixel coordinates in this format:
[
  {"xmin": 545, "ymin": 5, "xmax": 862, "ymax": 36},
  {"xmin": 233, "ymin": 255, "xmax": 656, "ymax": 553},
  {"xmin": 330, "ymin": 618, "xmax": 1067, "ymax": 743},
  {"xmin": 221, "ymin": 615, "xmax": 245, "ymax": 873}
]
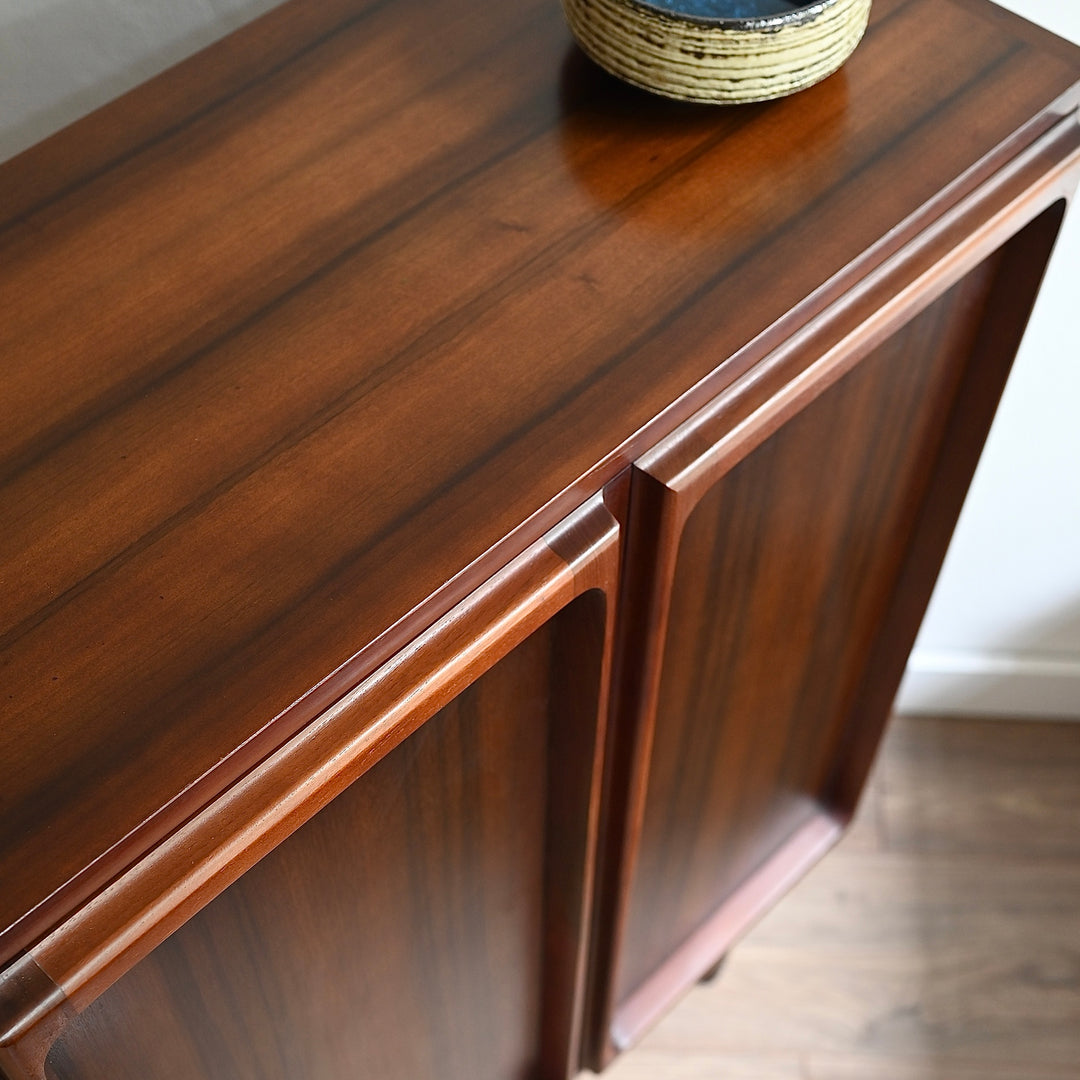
[
  {"xmin": 586, "ymin": 203, "xmax": 1066, "ymax": 1063},
  {"xmin": 11, "ymin": 496, "xmax": 618, "ymax": 1080}
]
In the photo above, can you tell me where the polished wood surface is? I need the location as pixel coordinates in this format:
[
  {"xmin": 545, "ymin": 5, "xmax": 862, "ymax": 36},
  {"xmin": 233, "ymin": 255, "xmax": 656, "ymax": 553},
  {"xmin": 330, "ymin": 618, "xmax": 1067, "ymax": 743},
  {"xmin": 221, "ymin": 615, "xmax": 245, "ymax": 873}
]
[
  {"xmin": 3, "ymin": 0, "xmax": 1080, "ymax": 1076},
  {"xmin": 627, "ymin": 256, "xmax": 994, "ymax": 992},
  {"xmin": 603, "ymin": 714, "xmax": 1080, "ymax": 1080},
  {"xmin": 585, "ymin": 196, "xmax": 1071, "ymax": 1060},
  {"xmin": 44, "ymin": 590, "xmax": 606, "ymax": 1080},
  {"xmin": 0, "ymin": 498, "xmax": 618, "ymax": 1079},
  {"xmin": 2, "ymin": 0, "xmax": 1079, "ymax": 971}
]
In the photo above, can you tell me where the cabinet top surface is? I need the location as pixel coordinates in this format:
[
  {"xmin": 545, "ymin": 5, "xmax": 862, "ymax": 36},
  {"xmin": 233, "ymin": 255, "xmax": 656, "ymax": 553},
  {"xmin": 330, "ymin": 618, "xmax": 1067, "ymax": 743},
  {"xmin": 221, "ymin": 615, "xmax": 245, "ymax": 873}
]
[{"xmin": 1, "ymin": 0, "xmax": 1078, "ymax": 964}]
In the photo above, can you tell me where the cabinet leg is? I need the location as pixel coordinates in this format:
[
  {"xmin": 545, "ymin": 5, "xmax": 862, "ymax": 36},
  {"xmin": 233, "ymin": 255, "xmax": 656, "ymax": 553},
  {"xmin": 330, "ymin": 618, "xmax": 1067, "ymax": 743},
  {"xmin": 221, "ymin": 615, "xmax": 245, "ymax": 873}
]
[{"xmin": 699, "ymin": 956, "xmax": 726, "ymax": 985}]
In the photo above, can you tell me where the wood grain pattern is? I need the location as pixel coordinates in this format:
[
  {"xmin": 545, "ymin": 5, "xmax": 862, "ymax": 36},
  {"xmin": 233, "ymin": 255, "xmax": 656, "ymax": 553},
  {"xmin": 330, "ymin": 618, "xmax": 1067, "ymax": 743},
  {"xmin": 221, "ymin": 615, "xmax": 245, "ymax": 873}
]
[
  {"xmin": 1, "ymin": 495, "xmax": 618, "ymax": 1079},
  {"xmin": 2, "ymin": 0, "xmax": 1078, "ymax": 973},
  {"xmin": 586, "ymin": 193, "xmax": 1071, "ymax": 1061},
  {"xmin": 624, "ymin": 266, "xmax": 992, "ymax": 994},
  {"xmin": 877, "ymin": 715, "xmax": 1080, "ymax": 858},
  {"xmin": 603, "ymin": 715, "xmax": 1080, "ymax": 1080},
  {"xmin": 43, "ymin": 589, "xmax": 601, "ymax": 1080}
]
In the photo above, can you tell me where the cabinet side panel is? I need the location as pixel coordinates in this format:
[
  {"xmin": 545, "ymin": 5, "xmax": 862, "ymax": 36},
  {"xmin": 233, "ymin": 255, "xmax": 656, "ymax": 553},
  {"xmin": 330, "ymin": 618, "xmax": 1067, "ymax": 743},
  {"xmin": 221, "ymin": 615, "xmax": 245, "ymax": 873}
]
[
  {"xmin": 615, "ymin": 255, "xmax": 1003, "ymax": 1002},
  {"xmin": 44, "ymin": 596, "xmax": 603, "ymax": 1080}
]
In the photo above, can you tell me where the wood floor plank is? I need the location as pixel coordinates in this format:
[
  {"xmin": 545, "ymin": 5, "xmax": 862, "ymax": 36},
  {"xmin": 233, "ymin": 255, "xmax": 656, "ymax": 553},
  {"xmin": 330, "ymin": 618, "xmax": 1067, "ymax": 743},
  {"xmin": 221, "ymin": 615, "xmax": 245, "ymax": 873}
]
[
  {"xmin": 805, "ymin": 1054, "xmax": 1080, "ymax": 1079},
  {"xmin": 600, "ymin": 716, "xmax": 1080, "ymax": 1077},
  {"xmin": 601, "ymin": 1051, "xmax": 804, "ymax": 1079},
  {"xmin": 736, "ymin": 849, "xmax": 1080, "ymax": 952},
  {"xmin": 877, "ymin": 715, "xmax": 1080, "ymax": 856}
]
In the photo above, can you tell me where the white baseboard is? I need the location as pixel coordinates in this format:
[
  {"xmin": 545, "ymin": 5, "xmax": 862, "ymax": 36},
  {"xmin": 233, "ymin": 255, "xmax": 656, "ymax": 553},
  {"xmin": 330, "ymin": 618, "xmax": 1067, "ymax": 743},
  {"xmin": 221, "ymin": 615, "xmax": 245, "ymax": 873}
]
[{"xmin": 895, "ymin": 649, "xmax": 1080, "ymax": 720}]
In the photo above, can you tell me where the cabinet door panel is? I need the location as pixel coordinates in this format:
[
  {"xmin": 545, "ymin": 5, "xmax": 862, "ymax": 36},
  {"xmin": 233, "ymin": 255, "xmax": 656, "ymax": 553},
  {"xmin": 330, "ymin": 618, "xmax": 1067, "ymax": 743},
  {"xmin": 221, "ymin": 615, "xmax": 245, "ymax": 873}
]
[
  {"xmin": 589, "ymin": 202, "xmax": 1066, "ymax": 1060},
  {"xmin": 34, "ymin": 498, "xmax": 619, "ymax": 1080}
]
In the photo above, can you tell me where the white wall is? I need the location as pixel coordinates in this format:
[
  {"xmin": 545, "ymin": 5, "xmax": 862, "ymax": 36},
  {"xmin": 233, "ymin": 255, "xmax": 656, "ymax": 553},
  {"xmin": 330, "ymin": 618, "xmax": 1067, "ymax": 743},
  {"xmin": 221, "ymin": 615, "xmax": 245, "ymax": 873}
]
[
  {"xmin": 895, "ymin": 3, "xmax": 1080, "ymax": 718},
  {"xmin": 0, "ymin": 0, "xmax": 281, "ymax": 164},
  {"xmin": 1, "ymin": 0, "xmax": 1078, "ymax": 718}
]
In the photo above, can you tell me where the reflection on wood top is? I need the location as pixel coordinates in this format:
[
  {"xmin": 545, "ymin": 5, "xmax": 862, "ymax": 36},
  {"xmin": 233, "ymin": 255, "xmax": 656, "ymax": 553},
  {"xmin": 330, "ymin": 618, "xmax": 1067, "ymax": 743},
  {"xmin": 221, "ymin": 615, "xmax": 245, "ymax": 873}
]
[{"xmin": 1, "ymin": 0, "xmax": 1078, "ymax": 965}]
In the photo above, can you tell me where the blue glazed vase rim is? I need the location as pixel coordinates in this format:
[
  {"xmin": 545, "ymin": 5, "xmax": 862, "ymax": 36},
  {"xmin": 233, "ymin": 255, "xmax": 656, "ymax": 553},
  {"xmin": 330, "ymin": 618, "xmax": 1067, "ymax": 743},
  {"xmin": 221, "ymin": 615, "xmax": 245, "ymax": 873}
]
[{"xmin": 626, "ymin": 0, "xmax": 837, "ymax": 31}]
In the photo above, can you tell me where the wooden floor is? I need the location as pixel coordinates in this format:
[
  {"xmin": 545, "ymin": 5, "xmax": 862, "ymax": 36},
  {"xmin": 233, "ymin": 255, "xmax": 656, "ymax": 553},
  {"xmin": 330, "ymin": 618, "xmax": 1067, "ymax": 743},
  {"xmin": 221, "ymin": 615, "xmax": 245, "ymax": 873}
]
[{"xmin": 599, "ymin": 715, "xmax": 1080, "ymax": 1080}]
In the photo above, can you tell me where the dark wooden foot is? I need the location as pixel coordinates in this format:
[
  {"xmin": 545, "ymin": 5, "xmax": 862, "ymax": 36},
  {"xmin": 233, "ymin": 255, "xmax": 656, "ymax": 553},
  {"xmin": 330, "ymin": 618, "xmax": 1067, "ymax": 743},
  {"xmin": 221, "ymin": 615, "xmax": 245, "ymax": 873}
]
[{"xmin": 699, "ymin": 957, "xmax": 726, "ymax": 985}]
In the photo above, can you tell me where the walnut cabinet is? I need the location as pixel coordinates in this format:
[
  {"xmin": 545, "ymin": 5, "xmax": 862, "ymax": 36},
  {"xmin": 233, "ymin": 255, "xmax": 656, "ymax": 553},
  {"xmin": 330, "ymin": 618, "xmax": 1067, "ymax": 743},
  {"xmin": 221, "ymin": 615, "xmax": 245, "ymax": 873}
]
[{"xmin": 1, "ymin": 0, "xmax": 1078, "ymax": 1078}]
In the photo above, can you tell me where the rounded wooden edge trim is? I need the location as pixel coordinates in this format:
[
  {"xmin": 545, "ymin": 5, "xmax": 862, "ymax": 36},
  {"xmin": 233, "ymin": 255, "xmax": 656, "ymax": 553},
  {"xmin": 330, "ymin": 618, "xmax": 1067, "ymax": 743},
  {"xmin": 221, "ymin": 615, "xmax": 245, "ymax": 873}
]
[
  {"xmin": 637, "ymin": 112, "xmax": 1080, "ymax": 505},
  {"xmin": 0, "ymin": 955, "xmax": 66, "ymax": 1048},
  {"xmin": 545, "ymin": 491, "xmax": 623, "ymax": 595},
  {"xmin": 0, "ymin": 955, "xmax": 71, "ymax": 1080},
  {"xmin": 0, "ymin": 494, "xmax": 619, "ymax": 1043}
]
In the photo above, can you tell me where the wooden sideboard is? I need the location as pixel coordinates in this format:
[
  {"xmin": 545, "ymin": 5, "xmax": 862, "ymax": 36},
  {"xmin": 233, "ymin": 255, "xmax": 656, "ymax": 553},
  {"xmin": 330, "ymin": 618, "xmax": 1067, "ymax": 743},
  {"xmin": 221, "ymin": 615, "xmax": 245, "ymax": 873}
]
[{"xmin": 1, "ymin": 1, "xmax": 1078, "ymax": 1077}]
